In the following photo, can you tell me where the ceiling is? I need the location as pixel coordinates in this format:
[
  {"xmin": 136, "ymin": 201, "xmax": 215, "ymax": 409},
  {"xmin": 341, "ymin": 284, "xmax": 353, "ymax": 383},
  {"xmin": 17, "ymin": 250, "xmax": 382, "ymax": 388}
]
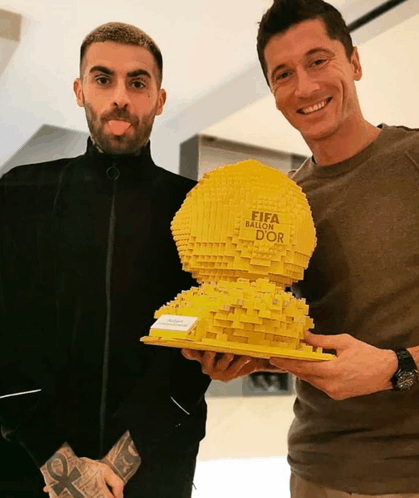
[{"xmin": 1, "ymin": 0, "xmax": 418, "ymax": 170}]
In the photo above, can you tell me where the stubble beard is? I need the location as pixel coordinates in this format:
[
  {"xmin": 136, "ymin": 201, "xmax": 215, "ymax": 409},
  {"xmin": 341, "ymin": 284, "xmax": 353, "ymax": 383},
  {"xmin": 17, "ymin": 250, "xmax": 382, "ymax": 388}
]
[{"xmin": 83, "ymin": 99, "xmax": 157, "ymax": 156}]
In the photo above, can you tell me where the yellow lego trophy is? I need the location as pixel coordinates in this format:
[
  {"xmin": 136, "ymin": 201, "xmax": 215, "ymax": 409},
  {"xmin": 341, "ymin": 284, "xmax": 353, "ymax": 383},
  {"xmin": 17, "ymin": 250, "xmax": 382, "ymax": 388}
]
[{"xmin": 141, "ymin": 160, "xmax": 334, "ymax": 361}]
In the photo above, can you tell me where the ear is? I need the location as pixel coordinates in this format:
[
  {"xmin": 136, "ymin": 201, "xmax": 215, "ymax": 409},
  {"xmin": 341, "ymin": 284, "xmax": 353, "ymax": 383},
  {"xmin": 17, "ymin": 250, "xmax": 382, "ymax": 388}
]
[
  {"xmin": 155, "ymin": 88, "xmax": 167, "ymax": 116},
  {"xmin": 73, "ymin": 78, "xmax": 84, "ymax": 108},
  {"xmin": 351, "ymin": 47, "xmax": 362, "ymax": 81}
]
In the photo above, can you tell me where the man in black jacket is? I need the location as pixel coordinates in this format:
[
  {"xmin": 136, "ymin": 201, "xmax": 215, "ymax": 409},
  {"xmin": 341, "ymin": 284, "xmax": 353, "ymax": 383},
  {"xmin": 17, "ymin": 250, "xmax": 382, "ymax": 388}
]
[{"xmin": 0, "ymin": 22, "xmax": 210, "ymax": 498}]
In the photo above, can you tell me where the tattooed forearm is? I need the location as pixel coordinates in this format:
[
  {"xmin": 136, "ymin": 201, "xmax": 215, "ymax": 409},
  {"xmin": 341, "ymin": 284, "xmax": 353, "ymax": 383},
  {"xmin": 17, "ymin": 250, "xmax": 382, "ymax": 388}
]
[
  {"xmin": 40, "ymin": 442, "xmax": 124, "ymax": 498},
  {"xmin": 101, "ymin": 431, "xmax": 141, "ymax": 483}
]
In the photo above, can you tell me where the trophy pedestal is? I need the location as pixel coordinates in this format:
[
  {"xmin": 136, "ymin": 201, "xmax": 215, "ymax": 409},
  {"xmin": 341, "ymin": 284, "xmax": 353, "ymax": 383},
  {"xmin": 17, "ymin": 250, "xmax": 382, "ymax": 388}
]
[{"xmin": 141, "ymin": 279, "xmax": 335, "ymax": 361}]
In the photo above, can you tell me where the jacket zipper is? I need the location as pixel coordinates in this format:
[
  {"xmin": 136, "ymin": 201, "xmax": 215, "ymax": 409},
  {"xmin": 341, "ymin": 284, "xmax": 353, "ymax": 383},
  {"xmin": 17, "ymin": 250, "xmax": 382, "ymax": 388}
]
[{"xmin": 99, "ymin": 163, "xmax": 120, "ymax": 455}]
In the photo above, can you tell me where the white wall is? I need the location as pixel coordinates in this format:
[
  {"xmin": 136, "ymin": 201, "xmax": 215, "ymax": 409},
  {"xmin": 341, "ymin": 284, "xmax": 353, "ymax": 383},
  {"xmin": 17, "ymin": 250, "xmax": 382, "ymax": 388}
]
[
  {"xmin": 0, "ymin": 124, "xmax": 88, "ymax": 176},
  {"xmin": 193, "ymin": 456, "xmax": 291, "ymax": 497},
  {"xmin": 199, "ymin": 394, "xmax": 296, "ymax": 461},
  {"xmin": 198, "ymin": 136, "xmax": 298, "ymax": 179}
]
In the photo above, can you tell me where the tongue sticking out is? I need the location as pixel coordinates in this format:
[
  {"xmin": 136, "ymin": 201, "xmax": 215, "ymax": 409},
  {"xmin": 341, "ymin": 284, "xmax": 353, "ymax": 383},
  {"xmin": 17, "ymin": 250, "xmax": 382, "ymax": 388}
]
[{"xmin": 108, "ymin": 120, "xmax": 131, "ymax": 136}]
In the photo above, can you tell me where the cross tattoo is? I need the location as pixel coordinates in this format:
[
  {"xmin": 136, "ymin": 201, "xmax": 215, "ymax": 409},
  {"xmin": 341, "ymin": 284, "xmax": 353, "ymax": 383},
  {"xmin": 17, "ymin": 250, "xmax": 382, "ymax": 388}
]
[{"xmin": 46, "ymin": 454, "xmax": 84, "ymax": 498}]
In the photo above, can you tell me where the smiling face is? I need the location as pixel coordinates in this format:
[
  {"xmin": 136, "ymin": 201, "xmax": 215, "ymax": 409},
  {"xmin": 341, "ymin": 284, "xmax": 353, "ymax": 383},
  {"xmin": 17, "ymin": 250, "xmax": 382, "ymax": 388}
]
[
  {"xmin": 73, "ymin": 41, "xmax": 166, "ymax": 155},
  {"xmin": 264, "ymin": 19, "xmax": 363, "ymax": 145}
]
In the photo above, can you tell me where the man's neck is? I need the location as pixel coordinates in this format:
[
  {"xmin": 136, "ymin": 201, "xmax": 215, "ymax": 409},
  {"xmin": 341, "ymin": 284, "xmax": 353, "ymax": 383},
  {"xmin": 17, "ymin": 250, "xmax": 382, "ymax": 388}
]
[
  {"xmin": 91, "ymin": 138, "xmax": 105, "ymax": 154},
  {"xmin": 306, "ymin": 119, "xmax": 381, "ymax": 166},
  {"xmin": 90, "ymin": 137, "xmax": 145, "ymax": 157}
]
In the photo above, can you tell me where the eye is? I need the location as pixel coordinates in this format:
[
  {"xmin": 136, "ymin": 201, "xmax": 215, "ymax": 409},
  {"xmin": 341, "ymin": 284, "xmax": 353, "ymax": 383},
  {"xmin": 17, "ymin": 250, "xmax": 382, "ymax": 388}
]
[
  {"xmin": 95, "ymin": 76, "xmax": 110, "ymax": 86},
  {"xmin": 311, "ymin": 59, "xmax": 327, "ymax": 67},
  {"xmin": 131, "ymin": 80, "xmax": 145, "ymax": 90},
  {"xmin": 273, "ymin": 71, "xmax": 292, "ymax": 84}
]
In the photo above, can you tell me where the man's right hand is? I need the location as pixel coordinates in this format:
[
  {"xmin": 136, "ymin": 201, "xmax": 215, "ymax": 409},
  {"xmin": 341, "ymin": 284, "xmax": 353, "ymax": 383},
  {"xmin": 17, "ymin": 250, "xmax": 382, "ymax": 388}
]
[
  {"xmin": 182, "ymin": 349, "xmax": 284, "ymax": 382},
  {"xmin": 41, "ymin": 443, "xmax": 124, "ymax": 498}
]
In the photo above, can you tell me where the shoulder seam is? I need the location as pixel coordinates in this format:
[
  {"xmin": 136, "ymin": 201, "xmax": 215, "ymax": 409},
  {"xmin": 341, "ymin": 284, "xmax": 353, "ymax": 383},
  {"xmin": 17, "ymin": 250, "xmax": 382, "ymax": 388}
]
[{"xmin": 405, "ymin": 150, "xmax": 419, "ymax": 172}]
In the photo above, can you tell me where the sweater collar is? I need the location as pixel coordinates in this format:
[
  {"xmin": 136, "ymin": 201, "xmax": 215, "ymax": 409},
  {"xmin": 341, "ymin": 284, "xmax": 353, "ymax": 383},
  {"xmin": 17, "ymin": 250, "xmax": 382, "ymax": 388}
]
[{"xmin": 305, "ymin": 124, "xmax": 388, "ymax": 178}]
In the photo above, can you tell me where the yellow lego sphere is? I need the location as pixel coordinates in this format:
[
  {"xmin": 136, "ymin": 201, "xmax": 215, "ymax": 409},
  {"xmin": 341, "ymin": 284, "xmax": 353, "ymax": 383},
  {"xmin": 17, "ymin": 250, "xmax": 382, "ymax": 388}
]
[{"xmin": 171, "ymin": 160, "xmax": 316, "ymax": 286}]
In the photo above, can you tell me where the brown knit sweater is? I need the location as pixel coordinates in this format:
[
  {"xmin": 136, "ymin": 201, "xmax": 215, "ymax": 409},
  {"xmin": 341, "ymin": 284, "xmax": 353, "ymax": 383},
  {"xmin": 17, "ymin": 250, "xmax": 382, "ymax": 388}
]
[{"xmin": 289, "ymin": 124, "xmax": 419, "ymax": 494}]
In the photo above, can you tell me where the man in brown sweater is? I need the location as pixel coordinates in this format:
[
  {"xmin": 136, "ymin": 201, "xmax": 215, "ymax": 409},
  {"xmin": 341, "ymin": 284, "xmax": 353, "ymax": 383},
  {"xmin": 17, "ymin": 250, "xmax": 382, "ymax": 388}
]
[{"xmin": 183, "ymin": 0, "xmax": 419, "ymax": 496}]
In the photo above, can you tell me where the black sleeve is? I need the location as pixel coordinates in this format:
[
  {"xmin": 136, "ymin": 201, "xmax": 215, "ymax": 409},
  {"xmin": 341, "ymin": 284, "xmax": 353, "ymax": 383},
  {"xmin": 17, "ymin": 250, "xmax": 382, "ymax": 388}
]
[
  {"xmin": 0, "ymin": 174, "xmax": 69, "ymax": 467},
  {"xmin": 114, "ymin": 344, "xmax": 210, "ymax": 461}
]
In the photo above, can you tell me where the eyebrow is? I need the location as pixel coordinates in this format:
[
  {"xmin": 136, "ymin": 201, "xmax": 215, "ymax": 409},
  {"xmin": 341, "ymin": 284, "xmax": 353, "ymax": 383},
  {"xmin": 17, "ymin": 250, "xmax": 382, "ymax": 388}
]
[
  {"xmin": 89, "ymin": 66, "xmax": 152, "ymax": 79},
  {"xmin": 127, "ymin": 69, "xmax": 152, "ymax": 79},
  {"xmin": 89, "ymin": 65, "xmax": 114, "ymax": 76},
  {"xmin": 270, "ymin": 47, "xmax": 334, "ymax": 80},
  {"xmin": 306, "ymin": 47, "xmax": 334, "ymax": 58}
]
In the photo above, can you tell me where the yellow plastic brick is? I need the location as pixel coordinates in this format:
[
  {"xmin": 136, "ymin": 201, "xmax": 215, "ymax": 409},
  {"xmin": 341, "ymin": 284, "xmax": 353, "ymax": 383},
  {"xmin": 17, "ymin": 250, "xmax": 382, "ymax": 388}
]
[{"xmin": 142, "ymin": 160, "xmax": 334, "ymax": 361}]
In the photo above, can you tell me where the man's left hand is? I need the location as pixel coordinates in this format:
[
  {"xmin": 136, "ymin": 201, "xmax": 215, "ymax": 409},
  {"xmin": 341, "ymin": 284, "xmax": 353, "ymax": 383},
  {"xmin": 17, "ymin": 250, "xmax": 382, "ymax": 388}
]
[
  {"xmin": 182, "ymin": 349, "xmax": 283, "ymax": 382},
  {"xmin": 269, "ymin": 331, "xmax": 398, "ymax": 400}
]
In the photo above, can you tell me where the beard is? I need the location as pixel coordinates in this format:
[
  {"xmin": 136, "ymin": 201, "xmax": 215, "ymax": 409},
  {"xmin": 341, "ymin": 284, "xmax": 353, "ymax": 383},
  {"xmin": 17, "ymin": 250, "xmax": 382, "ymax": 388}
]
[{"xmin": 83, "ymin": 98, "xmax": 157, "ymax": 156}]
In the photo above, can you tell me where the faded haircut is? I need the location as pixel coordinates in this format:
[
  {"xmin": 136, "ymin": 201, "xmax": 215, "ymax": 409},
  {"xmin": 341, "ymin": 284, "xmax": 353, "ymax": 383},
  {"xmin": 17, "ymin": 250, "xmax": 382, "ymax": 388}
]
[
  {"xmin": 257, "ymin": 0, "xmax": 353, "ymax": 85},
  {"xmin": 80, "ymin": 22, "xmax": 163, "ymax": 85}
]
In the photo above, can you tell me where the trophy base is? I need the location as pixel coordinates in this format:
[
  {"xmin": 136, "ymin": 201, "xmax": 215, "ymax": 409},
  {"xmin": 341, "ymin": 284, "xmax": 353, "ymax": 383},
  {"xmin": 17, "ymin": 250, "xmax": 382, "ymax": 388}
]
[
  {"xmin": 141, "ymin": 335, "xmax": 335, "ymax": 361},
  {"xmin": 141, "ymin": 279, "xmax": 336, "ymax": 361}
]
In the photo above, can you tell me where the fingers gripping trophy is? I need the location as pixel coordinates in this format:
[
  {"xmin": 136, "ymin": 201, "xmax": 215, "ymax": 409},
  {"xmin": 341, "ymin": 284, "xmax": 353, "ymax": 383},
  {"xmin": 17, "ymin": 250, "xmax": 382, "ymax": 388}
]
[{"xmin": 141, "ymin": 160, "xmax": 334, "ymax": 361}]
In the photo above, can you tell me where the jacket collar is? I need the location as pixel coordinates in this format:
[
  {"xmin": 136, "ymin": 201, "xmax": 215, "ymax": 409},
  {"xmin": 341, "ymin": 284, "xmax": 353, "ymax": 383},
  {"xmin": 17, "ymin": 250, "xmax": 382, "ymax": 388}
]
[{"xmin": 84, "ymin": 137, "xmax": 158, "ymax": 180}]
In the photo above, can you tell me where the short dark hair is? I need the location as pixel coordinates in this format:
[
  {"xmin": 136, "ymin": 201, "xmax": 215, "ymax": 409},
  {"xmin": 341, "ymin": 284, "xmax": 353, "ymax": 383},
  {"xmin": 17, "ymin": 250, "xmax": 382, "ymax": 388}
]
[
  {"xmin": 80, "ymin": 22, "xmax": 163, "ymax": 85},
  {"xmin": 257, "ymin": 0, "xmax": 353, "ymax": 84}
]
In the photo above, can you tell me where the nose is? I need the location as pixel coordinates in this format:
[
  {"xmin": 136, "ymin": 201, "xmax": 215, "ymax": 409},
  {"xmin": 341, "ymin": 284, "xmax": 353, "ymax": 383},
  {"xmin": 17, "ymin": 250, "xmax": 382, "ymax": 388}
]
[
  {"xmin": 112, "ymin": 81, "xmax": 130, "ymax": 109},
  {"xmin": 294, "ymin": 68, "xmax": 320, "ymax": 99}
]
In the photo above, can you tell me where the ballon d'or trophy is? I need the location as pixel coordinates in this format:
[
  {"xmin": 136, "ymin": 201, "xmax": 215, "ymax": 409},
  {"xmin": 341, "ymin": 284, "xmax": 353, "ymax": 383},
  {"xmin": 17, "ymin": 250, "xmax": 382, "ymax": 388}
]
[{"xmin": 141, "ymin": 160, "xmax": 334, "ymax": 361}]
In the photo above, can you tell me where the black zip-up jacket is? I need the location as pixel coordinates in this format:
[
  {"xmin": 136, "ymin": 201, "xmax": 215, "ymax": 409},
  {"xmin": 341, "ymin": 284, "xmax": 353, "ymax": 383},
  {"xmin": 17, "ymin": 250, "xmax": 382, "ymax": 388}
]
[{"xmin": 0, "ymin": 139, "xmax": 210, "ymax": 468}]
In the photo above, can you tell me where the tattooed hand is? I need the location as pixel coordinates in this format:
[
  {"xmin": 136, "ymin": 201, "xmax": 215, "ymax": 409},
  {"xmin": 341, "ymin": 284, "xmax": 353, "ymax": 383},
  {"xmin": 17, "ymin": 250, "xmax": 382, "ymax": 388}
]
[
  {"xmin": 41, "ymin": 442, "xmax": 124, "ymax": 497},
  {"xmin": 101, "ymin": 431, "xmax": 141, "ymax": 484},
  {"xmin": 41, "ymin": 432, "xmax": 141, "ymax": 497}
]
